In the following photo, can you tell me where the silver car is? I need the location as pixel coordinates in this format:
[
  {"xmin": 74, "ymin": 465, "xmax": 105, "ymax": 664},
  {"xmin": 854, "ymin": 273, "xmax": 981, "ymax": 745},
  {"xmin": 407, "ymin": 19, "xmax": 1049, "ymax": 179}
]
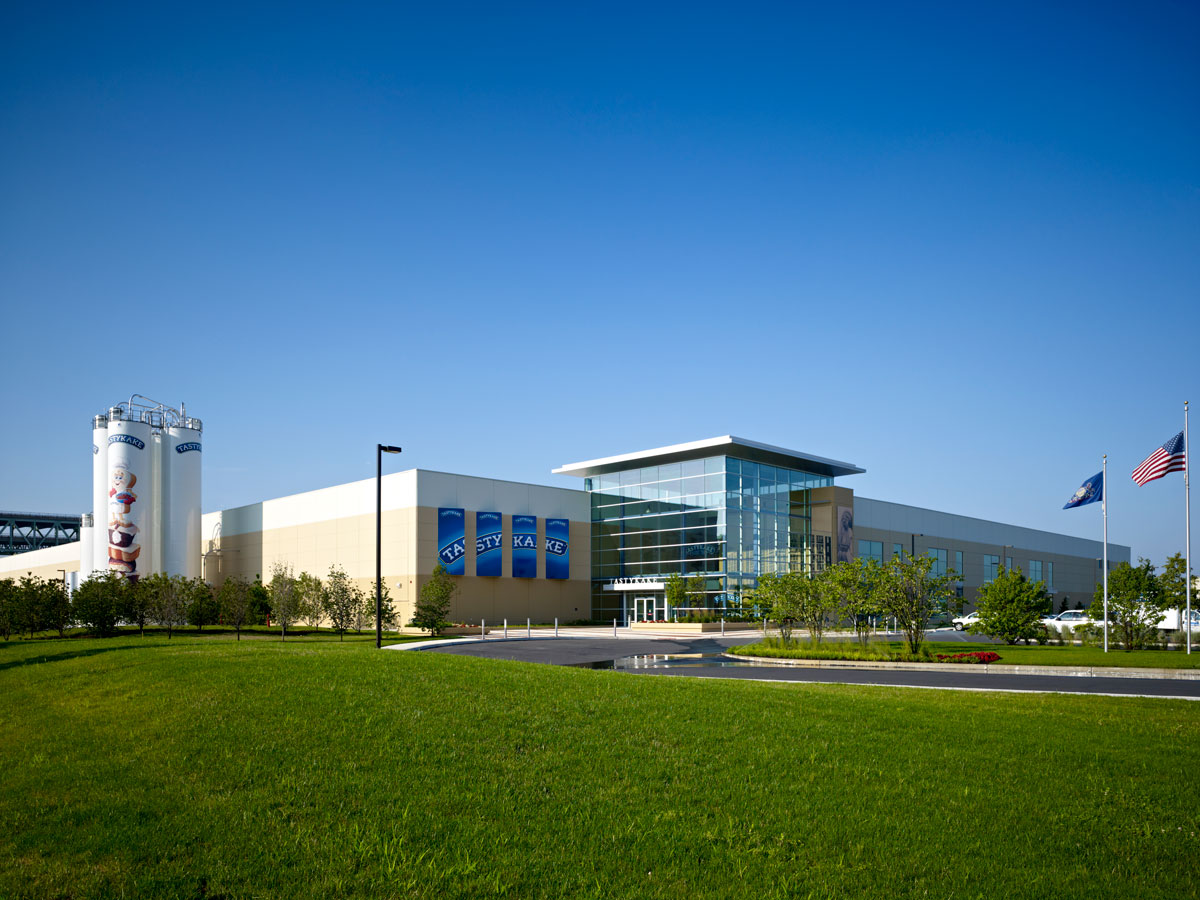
[{"xmin": 1040, "ymin": 610, "xmax": 1092, "ymax": 631}]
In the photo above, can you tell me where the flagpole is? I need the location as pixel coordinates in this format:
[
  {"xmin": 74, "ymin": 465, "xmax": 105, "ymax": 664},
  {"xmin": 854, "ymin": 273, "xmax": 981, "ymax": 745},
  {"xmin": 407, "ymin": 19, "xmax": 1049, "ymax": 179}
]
[
  {"xmin": 1186, "ymin": 400, "xmax": 1191, "ymax": 655},
  {"xmin": 1103, "ymin": 453, "xmax": 1109, "ymax": 654}
]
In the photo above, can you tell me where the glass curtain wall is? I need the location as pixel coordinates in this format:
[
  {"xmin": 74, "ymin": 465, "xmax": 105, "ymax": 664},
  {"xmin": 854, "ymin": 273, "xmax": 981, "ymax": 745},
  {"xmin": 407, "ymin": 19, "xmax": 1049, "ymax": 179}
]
[{"xmin": 585, "ymin": 455, "xmax": 831, "ymax": 619}]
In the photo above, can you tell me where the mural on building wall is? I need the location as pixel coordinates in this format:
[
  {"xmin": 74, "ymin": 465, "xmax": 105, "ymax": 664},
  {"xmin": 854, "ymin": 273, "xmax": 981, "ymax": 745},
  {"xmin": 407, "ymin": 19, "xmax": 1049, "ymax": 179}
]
[
  {"xmin": 512, "ymin": 515, "xmax": 537, "ymax": 578},
  {"xmin": 476, "ymin": 511, "xmax": 502, "ymax": 576},
  {"xmin": 545, "ymin": 518, "xmax": 569, "ymax": 579},
  {"xmin": 437, "ymin": 507, "xmax": 466, "ymax": 575},
  {"xmin": 837, "ymin": 506, "xmax": 853, "ymax": 564}
]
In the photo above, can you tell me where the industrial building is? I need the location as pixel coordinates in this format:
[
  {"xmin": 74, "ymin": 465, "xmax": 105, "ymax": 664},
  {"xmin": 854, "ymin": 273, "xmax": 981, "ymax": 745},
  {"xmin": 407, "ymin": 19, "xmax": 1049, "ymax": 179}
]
[{"xmin": 0, "ymin": 431, "xmax": 1129, "ymax": 625}]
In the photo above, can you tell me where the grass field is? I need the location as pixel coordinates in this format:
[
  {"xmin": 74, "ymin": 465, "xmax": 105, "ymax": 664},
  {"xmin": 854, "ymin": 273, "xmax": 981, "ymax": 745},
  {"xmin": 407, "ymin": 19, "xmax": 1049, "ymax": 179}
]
[
  {"xmin": 736, "ymin": 638, "xmax": 1200, "ymax": 669},
  {"xmin": 2, "ymin": 636, "xmax": 1198, "ymax": 899}
]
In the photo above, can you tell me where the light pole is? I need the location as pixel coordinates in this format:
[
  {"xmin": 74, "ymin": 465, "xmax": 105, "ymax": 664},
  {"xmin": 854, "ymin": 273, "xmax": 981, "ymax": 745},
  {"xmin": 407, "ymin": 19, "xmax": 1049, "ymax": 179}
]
[
  {"xmin": 377, "ymin": 444, "xmax": 402, "ymax": 649},
  {"xmin": 910, "ymin": 533, "xmax": 923, "ymax": 558}
]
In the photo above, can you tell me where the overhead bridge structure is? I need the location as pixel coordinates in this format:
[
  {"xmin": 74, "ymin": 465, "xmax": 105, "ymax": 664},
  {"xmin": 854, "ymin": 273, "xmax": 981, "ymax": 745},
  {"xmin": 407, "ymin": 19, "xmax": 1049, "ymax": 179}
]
[{"xmin": 0, "ymin": 511, "xmax": 81, "ymax": 557}]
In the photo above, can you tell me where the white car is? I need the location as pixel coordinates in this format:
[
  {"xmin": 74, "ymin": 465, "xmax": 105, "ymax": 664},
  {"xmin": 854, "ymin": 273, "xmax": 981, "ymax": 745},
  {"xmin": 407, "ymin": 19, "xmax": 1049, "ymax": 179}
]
[
  {"xmin": 1040, "ymin": 610, "xmax": 1092, "ymax": 631},
  {"xmin": 952, "ymin": 611, "xmax": 980, "ymax": 631}
]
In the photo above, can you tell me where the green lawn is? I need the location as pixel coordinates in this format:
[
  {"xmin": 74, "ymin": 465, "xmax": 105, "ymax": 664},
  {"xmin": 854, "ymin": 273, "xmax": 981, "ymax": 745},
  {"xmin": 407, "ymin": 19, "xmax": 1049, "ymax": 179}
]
[
  {"xmin": 737, "ymin": 638, "xmax": 1200, "ymax": 669},
  {"xmin": 1, "ymin": 637, "xmax": 1198, "ymax": 899}
]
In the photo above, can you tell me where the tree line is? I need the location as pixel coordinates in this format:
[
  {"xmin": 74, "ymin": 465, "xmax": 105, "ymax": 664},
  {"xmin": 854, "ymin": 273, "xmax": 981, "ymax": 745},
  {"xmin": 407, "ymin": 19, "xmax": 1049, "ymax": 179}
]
[
  {"xmin": 0, "ymin": 562, "xmax": 398, "ymax": 641},
  {"xmin": 749, "ymin": 553, "xmax": 960, "ymax": 654}
]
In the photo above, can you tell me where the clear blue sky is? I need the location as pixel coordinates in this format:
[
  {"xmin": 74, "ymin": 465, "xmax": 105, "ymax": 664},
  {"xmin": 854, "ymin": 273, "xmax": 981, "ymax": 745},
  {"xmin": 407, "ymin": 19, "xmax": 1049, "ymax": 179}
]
[{"xmin": 2, "ymin": 2, "xmax": 1197, "ymax": 568}]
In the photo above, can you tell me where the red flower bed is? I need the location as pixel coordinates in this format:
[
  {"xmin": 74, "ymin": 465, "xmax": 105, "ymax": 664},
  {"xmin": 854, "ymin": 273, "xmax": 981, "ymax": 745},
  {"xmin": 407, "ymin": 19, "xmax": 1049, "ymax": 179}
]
[{"xmin": 935, "ymin": 651, "xmax": 1001, "ymax": 664}]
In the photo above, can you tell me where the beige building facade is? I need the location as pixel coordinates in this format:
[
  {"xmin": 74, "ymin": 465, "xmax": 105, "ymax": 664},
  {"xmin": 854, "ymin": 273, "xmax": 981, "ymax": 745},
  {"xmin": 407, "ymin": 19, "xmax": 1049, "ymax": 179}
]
[
  {"xmin": 198, "ymin": 469, "xmax": 589, "ymax": 626},
  {"xmin": 0, "ymin": 469, "xmax": 590, "ymax": 627}
]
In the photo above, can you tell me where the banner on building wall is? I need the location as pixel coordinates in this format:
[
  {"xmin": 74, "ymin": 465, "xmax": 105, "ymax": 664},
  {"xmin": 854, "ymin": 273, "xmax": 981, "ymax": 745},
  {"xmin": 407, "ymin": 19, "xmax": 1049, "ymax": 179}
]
[
  {"xmin": 837, "ymin": 506, "xmax": 854, "ymax": 564},
  {"xmin": 545, "ymin": 518, "xmax": 569, "ymax": 580},
  {"xmin": 476, "ymin": 511, "xmax": 502, "ymax": 577},
  {"xmin": 437, "ymin": 507, "xmax": 466, "ymax": 575},
  {"xmin": 512, "ymin": 514, "xmax": 537, "ymax": 578}
]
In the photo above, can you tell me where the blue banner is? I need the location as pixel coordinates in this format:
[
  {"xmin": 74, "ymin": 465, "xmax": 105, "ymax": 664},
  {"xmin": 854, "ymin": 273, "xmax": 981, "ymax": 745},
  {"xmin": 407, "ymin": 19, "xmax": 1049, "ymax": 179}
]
[
  {"xmin": 476, "ymin": 511, "xmax": 503, "ymax": 577},
  {"xmin": 512, "ymin": 514, "xmax": 537, "ymax": 578},
  {"xmin": 437, "ymin": 507, "xmax": 466, "ymax": 575},
  {"xmin": 545, "ymin": 518, "xmax": 569, "ymax": 580}
]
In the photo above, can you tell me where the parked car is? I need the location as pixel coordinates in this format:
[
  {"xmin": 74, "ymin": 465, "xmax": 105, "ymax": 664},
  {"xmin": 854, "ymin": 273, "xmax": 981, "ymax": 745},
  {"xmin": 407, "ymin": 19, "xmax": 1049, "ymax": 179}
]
[
  {"xmin": 1040, "ymin": 610, "xmax": 1092, "ymax": 631},
  {"xmin": 952, "ymin": 611, "xmax": 980, "ymax": 631}
]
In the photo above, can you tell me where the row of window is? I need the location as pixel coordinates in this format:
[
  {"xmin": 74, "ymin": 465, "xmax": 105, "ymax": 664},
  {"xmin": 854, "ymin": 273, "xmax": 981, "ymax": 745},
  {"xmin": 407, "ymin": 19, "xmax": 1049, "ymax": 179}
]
[
  {"xmin": 593, "ymin": 490, "xmax": 806, "ymax": 520},
  {"xmin": 583, "ymin": 456, "xmax": 831, "ymax": 493},
  {"xmin": 592, "ymin": 473, "xmax": 814, "ymax": 508},
  {"xmin": 855, "ymin": 541, "xmax": 1055, "ymax": 589}
]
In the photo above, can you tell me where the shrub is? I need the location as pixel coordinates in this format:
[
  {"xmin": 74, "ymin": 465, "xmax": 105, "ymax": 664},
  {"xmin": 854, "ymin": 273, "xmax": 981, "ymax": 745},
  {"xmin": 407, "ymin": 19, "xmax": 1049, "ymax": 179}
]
[
  {"xmin": 732, "ymin": 638, "xmax": 933, "ymax": 663},
  {"xmin": 934, "ymin": 651, "xmax": 1001, "ymax": 664}
]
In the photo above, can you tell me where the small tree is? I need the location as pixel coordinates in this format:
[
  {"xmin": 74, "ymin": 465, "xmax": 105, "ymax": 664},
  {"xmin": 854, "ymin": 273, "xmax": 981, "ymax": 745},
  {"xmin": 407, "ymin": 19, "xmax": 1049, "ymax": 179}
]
[
  {"xmin": 0, "ymin": 578, "xmax": 15, "ymax": 640},
  {"xmin": 376, "ymin": 580, "xmax": 399, "ymax": 633},
  {"xmin": 876, "ymin": 553, "xmax": 959, "ymax": 654},
  {"xmin": 970, "ymin": 566, "xmax": 1047, "ymax": 645},
  {"xmin": 824, "ymin": 558, "xmax": 882, "ymax": 645},
  {"xmin": 185, "ymin": 578, "xmax": 219, "ymax": 633},
  {"xmin": 217, "ymin": 576, "xmax": 252, "ymax": 640},
  {"xmin": 144, "ymin": 573, "xmax": 188, "ymax": 638},
  {"xmin": 296, "ymin": 572, "xmax": 327, "ymax": 631},
  {"xmin": 751, "ymin": 571, "xmax": 806, "ymax": 643},
  {"xmin": 268, "ymin": 562, "xmax": 300, "ymax": 641},
  {"xmin": 121, "ymin": 576, "xmax": 153, "ymax": 636},
  {"xmin": 352, "ymin": 580, "xmax": 374, "ymax": 633},
  {"xmin": 1161, "ymin": 553, "xmax": 1193, "ymax": 642},
  {"xmin": 1090, "ymin": 558, "xmax": 1166, "ymax": 651},
  {"xmin": 412, "ymin": 563, "xmax": 457, "ymax": 636},
  {"xmin": 72, "ymin": 572, "xmax": 125, "ymax": 637},
  {"xmin": 15, "ymin": 575, "xmax": 46, "ymax": 638},
  {"xmin": 664, "ymin": 573, "xmax": 686, "ymax": 620},
  {"xmin": 684, "ymin": 575, "xmax": 708, "ymax": 615},
  {"xmin": 247, "ymin": 577, "xmax": 272, "ymax": 626},
  {"xmin": 41, "ymin": 577, "xmax": 72, "ymax": 638},
  {"xmin": 324, "ymin": 565, "xmax": 357, "ymax": 641}
]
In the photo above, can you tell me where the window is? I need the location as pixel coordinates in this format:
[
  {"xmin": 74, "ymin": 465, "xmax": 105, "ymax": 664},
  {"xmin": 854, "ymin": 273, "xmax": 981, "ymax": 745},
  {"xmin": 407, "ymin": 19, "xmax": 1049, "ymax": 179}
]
[
  {"xmin": 858, "ymin": 540, "xmax": 883, "ymax": 563},
  {"xmin": 983, "ymin": 554, "xmax": 999, "ymax": 583},
  {"xmin": 928, "ymin": 548, "xmax": 948, "ymax": 577},
  {"xmin": 892, "ymin": 542, "xmax": 904, "ymax": 559},
  {"xmin": 1006, "ymin": 556, "xmax": 1013, "ymax": 572},
  {"xmin": 1047, "ymin": 562, "xmax": 1054, "ymax": 591},
  {"xmin": 1029, "ymin": 560, "xmax": 1043, "ymax": 583},
  {"xmin": 955, "ymin": 551, "xmax": 963, "ymax": 578}
]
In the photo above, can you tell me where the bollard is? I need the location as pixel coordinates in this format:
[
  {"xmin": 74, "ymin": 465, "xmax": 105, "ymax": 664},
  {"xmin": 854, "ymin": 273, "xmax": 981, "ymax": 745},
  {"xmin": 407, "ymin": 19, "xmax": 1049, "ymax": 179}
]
[
  {"xmin": 555, "ymin": 617, "xmax": 558, "ymax": 637},
  {"xmin": 527, "ymin": 617, "xmax": 531, "ymax": 638},
  {"xmin": 613, "ymin": 618, "xmax": 617, "ymax": 638},
  {"xmin": 482, "ymin": 618, "xmax": 486, "ymax": 637},
  {"xmin": 721, "ymin": 617, "xmax": 725, "ymax": 636},
  {"xmin": 504, "ymin": 618, "xmax": 508, "ymax": 638}
]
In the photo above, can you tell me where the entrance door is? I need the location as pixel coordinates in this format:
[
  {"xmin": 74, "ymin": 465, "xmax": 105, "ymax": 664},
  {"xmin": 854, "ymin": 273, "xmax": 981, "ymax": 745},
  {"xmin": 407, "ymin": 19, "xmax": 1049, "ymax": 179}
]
[{"xmin": 632, "ymin": 595, "xmax": 665, "ymax": 622}]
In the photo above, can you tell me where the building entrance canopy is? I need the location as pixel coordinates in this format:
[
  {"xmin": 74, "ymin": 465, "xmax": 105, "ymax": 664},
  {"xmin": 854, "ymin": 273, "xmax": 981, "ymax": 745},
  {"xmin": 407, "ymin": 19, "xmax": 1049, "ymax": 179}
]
[{"xmin": 603, "ymin": 577, "xmax": 665, "ymax": 591}]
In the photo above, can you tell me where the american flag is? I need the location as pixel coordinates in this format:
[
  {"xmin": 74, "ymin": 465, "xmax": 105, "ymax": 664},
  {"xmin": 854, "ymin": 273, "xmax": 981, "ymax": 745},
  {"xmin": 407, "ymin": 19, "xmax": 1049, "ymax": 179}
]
[{"xmin": 1131, "ymin": 431, "xmax": 1186, "ymax": 486}]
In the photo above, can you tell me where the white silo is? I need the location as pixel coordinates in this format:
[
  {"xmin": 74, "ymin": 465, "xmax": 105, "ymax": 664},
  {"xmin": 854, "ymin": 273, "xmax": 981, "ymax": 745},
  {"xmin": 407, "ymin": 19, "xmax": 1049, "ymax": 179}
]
[
  {"xmin": 106, "ymin": 408, "xmax": 152, "ymax": 582},
  {"xmin": 91, "ymin": 414, "xmax": 109, "ymax": 574},
  {"xmin": 147, "ymin": 413, "xmax": 166, "ymax": 577},
  {"xmin": 165, "ymin": 417, "xmax": 202, "ymax": 580},
  {"xmin": 79, "ymin": 513, "xmax": 94, "ymax": 580}
]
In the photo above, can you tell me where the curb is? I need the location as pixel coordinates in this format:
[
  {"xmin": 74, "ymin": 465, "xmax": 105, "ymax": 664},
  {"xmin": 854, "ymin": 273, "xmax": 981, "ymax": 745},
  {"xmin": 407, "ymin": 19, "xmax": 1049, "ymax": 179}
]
[{"xmin": 723, "ymin": 653, "xmax": 1200, "ymax": 680}]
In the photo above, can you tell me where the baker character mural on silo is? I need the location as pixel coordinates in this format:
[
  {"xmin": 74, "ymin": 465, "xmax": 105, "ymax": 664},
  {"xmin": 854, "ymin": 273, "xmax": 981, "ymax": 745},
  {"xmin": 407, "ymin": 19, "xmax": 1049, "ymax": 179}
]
[{"xmin": 107, "ymin": 415, "xmax": 150, "ymax": 581}]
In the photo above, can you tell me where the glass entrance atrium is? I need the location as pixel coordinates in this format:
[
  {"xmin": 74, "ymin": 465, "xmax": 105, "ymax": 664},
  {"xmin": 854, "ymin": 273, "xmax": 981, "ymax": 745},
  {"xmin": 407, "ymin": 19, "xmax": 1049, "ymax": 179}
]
[{"xmin": 583, "ymin": 455, "xmax": 833, "ymax": 619}]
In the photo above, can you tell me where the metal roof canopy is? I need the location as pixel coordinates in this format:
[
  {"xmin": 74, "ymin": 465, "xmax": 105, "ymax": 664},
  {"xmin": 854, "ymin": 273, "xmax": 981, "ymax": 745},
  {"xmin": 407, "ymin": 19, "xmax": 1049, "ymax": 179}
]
[{"xmin": 553, "ymin": 436, "xmax": 865, "ymax": 480}]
